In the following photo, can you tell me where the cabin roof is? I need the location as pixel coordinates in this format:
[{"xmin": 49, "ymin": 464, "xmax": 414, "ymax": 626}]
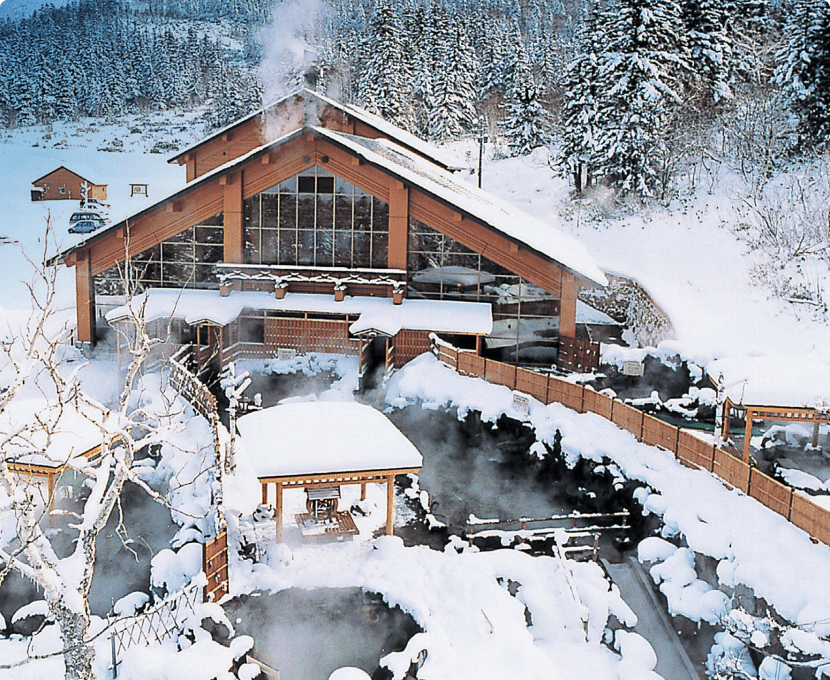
[
  {"xmin": 31, "ymin": 165, "xmax": 100, "ymax": 186},
  {"xmin": 707, "ymin": 356, "xmax": 830, "ymax": 409},
  {"xmin": 237, "ymin": 401, "xmax": 423, "ymax": 479},
  {"xmin": 168, "ymin": 88, "xmax": 459, "ymax": 171},
  {"xmin": 51, "ymin": 126, "xmax": 605, "ymax": 288}
]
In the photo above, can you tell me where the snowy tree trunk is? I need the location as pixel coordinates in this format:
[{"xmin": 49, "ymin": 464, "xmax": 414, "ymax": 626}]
[{"xmin": 53, "ymin": 604, "xmax": 94, "ymax": 680}]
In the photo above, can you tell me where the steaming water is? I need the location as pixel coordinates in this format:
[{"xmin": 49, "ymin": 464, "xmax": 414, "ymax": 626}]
[
  {"xmin": 387, "ymin": 406, "xmax": 573, "ymax": 529},
  {"xmin": 225, "ymin": 588, "xmax": 420, "ymax": 680},
  {"xmin": 0, "ymin": 476, "xmax": 177, "ymax": 626}
]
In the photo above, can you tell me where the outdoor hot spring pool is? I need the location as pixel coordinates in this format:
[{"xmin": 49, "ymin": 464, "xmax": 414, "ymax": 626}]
[{"xmin": 225, "ymin": 587, "xmax": 421, "ymax": 680}]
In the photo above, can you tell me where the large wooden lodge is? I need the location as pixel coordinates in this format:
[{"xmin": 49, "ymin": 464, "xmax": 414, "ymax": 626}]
[{"xmin": 53, "ymin": 89, "xmax": 607, "ymax": 376}]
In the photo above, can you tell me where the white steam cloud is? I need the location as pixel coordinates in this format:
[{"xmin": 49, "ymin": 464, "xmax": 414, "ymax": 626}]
[{"xmin": 257, "ymin": 0, "xmax": 326, "ymax": 105}]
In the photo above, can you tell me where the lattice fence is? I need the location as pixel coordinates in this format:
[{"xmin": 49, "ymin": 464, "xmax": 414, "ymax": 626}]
[{"xmin": 110, "ymin": 583, "xmax": 201, "ymax": 675}]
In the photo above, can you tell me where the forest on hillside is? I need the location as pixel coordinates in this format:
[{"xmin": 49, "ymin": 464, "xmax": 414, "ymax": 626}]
[{"xmin": 1, "ymin": 0, "xmax": 828, "ymax": 199}]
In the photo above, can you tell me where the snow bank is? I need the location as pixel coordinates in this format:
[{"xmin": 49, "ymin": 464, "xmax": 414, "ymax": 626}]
[{"xmin": 387, "ymin": 354, "xmax": 830, "ymax": 636}]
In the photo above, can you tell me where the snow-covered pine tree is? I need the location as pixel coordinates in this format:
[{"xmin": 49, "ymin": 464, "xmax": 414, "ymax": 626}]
[
  {"xmin": 356, "ymin": 0, "xmax": 413, "ymax": 130},
  {"xmin": 776, "ymin": 0, "xmax": 830, "ymax": 151},
  {"xmin": 427, "ymin": 15, "xmax": 478, "ymax": 142},
  {"xmin": 682, "ymin": 0, "xmax": 734, "ymax": 107},
  {"xmin": 593, "ymin": 0, "xmax": 690, "ymax": 198},
  {"xmin": 556, "ymin": 6, "xmax": 604, "ymax": 194},
  {"xmin": 499, "ymin": 38, "xmax": 552, "ymax": 156}
]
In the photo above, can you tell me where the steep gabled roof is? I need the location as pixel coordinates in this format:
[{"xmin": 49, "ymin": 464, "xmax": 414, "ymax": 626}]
[
  {"xmin": 167, "ymin": 88, "xmax": 459, "ymax": 171},
  {"xmin": 52, "ymin": 126, "xmax": 606, "ymax": 288},
  {"xmin": 314, "ymin": 128, "xmax": 607, "ymax": 288}
]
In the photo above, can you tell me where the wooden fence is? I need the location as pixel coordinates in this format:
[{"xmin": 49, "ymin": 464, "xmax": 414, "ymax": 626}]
[{"xmin": 431, "ymin": 337, "xmax": 830, "ymax": 549}]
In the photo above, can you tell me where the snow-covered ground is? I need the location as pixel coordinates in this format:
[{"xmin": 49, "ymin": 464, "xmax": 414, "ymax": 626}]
[{"xmin": 4, "ymin": 121, "xmax": 830, "ymax": 679}]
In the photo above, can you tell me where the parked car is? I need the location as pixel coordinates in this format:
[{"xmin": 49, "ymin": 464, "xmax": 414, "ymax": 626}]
[
  {"xmin": 68, "ymin": 219, "xmax": 102, "ymax": 234},
  {"xmin": 79, "ymin": 198, "xmax": 109, "ymax": 211},
  {"xmin": 69, "ymin": 210, "xmax": 107, "ymax": 224}
]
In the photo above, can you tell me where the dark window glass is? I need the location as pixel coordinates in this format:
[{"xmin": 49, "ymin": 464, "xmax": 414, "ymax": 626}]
[
  {"xmin": 317, "ymin": 176, "xmax": 334, "ymax": 193},
  {"xmin": 262, "ymin": 194, "xmax": 277, "ymax": 228},
  {"xmin": 298, "ymin": 176, "xmax": 315, "ymax": 193}
]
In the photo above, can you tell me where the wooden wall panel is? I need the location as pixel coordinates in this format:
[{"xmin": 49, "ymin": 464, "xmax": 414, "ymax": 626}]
[
  {"xmin": 583, "ymin": 389, "xmax": 613, "ymax": 420},
  {"xmin": 547, "ymin": 376, "xmax": 584, "ymax": 412},
  {"xmin": 676, "ymin": 430, "xmax": 715, "ymax": 470},
  {"xmin": 515, "ymin": 368, "xmax": 548, "ymax": 403},
  {"xmin": 612, "ymin": 402, "xmax": 644, "ymax": 439},
  {"xmin": 712, "ymin": 449, "xmax": 750, "ymax": 492},
  {"xmin": 485, "ymin": 361, "xmax": 517, "ymax": 389},
  {"xmin": 394, "ymin": 329, "xmax": 432, "ymax": 366},
  {"xmin": 642, "ymin": 414, "xmax": 680, "ymax": 453},
  {"xmin": 457, "ymin": 351, "xmax": 485, "ymax": 378},
  {"xmin": 790, "ymin": 494, "xmax": 830, "ymax": 545},
  {"xmin": 749, "ymin": 472, "xmax": 792, "ymax": 519}
]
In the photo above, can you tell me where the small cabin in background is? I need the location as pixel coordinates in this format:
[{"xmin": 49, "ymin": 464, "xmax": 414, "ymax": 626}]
[{"xmin": 31, "ymin": 166, "xmax": 107, "ymax": 202}]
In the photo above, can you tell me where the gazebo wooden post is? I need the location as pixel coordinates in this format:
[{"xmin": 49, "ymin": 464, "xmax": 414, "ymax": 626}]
[
  {"xmin": 360, "ymin": 482, "xmax": 367, "ymax": 501},
  {"xmin": 47, "ymin": 472, "xmax": 56, "ymax": 529},
  {"xmin": 276, "ymin": 482, "xmax": 284, "ymax": 543},
  {"xmin": 813, "ymin": 420, "xmax": 821, "ymax": 448},
  {"xmin": 722, "ymin": 398, "xmax": 732, "ymax": 442},
  {"xmin": 261, "ymin": 482, "xmax": 269, "ymax": 506},
  {"xmin": 385, "ymin": 474, "xmax": 395, "ymax": 536},
  {"xmin": 743, "ymin": 408, "xmax": 754, "ymax": 464}
]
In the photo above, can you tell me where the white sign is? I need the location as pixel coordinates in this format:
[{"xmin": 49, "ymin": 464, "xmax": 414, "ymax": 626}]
[
  {"xmin": 512, "ymin": 391, "xmax": 530, "ymax": 416},
  {"xmin": 622, "ymin": 360, "xmax": 644, "ymax": 377},
  {"xmin": 277, "ymin": 348, "xmax": 298, "ymax": 361}
]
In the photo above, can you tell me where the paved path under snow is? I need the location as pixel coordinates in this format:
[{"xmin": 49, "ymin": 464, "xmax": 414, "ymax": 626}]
[{"xmin": 603, "ymin": 557, "xmax": 702, "ymax": 680}]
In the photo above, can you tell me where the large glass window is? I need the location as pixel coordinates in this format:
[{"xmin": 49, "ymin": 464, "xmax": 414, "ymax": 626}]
[
  {"xmin": 93, "ymin": 212, "xmax": 224, "ymax": 296},
  {"xmin": 408, "ymin": 218, "xmax": 561, "ymax": 364},
  {"xmin": 243, "ymin": 166, "xmax": 389, "ymax": 268}
]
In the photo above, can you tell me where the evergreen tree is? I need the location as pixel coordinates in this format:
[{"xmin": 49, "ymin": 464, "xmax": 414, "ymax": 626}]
[
  {"xmin": 682, "ymin": 0, "xmax": 734, "ymax": 106},
  {"xmin": 593, "ymin": 0, "xmax": 690, "ymax": 197},
  {"xmin": 776, "ymin": 0, "xmax": 830, "ymax": 150},
  {"xmin": 427, "ymin": 16, "xmax": 478, "ymax": 141},
  {"xmin": 357, "ymin": 0, "xmax": 413, "ymax": 129},
  {"xmin": 499, "ymin": 40, "xmax": 552, "ymax": 156},
  {"xmin": 556, "ymin": 7, "xmax": 604, "ymax": 193}
]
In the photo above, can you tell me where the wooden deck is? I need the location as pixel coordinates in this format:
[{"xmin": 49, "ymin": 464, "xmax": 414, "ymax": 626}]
[{"xmin": 294, "ymin": 510, "xmax": 359, "ymax": 542}]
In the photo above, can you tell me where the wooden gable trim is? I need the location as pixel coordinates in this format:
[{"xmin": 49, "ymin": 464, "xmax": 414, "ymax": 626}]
[
  {"xmin": 408, "ymin": 189, "xmax": 564, "ymax": 298},
  {"xmin": 81, "ymin": 132, "xmax": 573, "ymax": 304},
  {"xmin": 88, "ymin": 187, "xmax": 224, "ymax": 277}
]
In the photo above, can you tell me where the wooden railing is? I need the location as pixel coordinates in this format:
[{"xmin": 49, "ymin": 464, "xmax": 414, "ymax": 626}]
[{"xmin": 432, "ymin": 337, "xmax": 830, "ymax": 548}]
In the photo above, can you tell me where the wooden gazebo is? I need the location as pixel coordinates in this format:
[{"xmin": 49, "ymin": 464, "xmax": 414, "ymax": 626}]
[
  {"xmin": 236, "ymin": 401, "xmax": 422, "ymax": 542},
  {"xmin": 710, "ymin": 357, "xmax": 830, "ymax": 463}
]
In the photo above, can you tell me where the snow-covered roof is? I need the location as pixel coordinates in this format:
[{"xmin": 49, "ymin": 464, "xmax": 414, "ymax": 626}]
[
  {"xmin": 707, "ymin": 356, "xmax": 830, "ymax": 409},
  {"xmin": 105, "ymin": 288, "xmax": 493, "ymax": 336},
  {"xmin": 55, "ymin": 125, "xmax": 605, "ymax": 291},
  {"xmin": 0, "ymin": 397, "xmax": 116, "ymax": 469},
  {"xmin": 168, "ymin": 88, "xmax": 458, "ymax": 171},
  {"xmin": 314, "ymin": 127, "xmax": 607, "ymax": 288},
  {"xmin": 576, "ymin": 300, "xmax": 619, "ymax": 326},
  {"xmin": 237, "ymin": 401, "xmax": 423, "ymax": 478}
]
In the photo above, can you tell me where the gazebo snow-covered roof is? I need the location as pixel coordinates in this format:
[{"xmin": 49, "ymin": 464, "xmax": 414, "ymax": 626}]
[{"xmin": 237, "ymin": 401, "xmax": 422, "ymax": 541}]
